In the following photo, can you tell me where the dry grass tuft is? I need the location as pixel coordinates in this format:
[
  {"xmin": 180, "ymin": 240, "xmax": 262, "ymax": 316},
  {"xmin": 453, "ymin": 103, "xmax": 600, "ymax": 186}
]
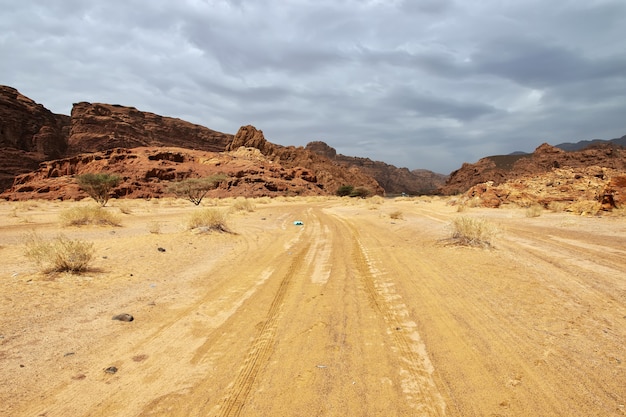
[
  {"xmin": 389, "ymin": 210, "xmax": 404, "ymax": 220},
  {"xmin": 230, "ymin": 198, "xmax": 255, "ymax": 212},
  {"xmin": 450, "ymin": 216, "xmax": 498, "ymax": 247},
  {"xmin": 24, "ymin": 233, "xmax": 95, "ymax": 273},
  {"xmin": 525, "ymin": 205, "xmax": 543, "ymax": 218},
  {"xmin": 548, "ymin": 201, "xmax": 568, "ymax": 213},
  {"xmin": 60, "ymin": 205, "xmax": 121, "ymax": 227},
  {"xmin": 187, "ymin": 209, "xmax": 231, "ymax": 233},
  {"xmin": 147, "ymin": 221, "xmax": 162, "ymax": 234}
]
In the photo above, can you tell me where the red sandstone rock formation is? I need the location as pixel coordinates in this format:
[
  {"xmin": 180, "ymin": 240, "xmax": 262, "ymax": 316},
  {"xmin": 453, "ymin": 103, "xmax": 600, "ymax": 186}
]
[
  {"xmin": 2, "ymin": 146, "xmax": 375, "ymax": 201},
  {"xmin": 0, "ymin": 86, "xmax": 70, "ymax": 190},
  {"xmin": 305, "ymin": 141, "xmax": 447, "ymax": 195},
  {"xmin": 440, "ymin": 143, "xmax": 626, "ymax": 195},
  {"xmin": 68, "ymin": 102, "xmax": 233, "ymax": 154}
]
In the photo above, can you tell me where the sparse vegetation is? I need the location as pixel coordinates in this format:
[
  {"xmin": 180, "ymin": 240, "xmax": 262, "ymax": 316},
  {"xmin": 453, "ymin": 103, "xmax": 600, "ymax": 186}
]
[
  {"xmin": 168, "ymin": 175, "xmax": 228, "ymax": 205},
  {"xmin": 548, "ymin": 201, "xmax": 568, "ymax": 212},
  {"xmin": 60, "ymin": 205, "xmax": 121, "ymax": 227},
  {"xmin": 147, "ymin": 221, "xmax": 162, "ymax": 234},
  {"xmin": 525, "ymin": 205, "xmax": 543, "ymax": 217},
  {"xmin": 450, "ymin": 216, "xmax": 497, "ymax": 247},
  {"xmin": 230, "ymin": 198, "xmax": 255, "ymax": 212},
  {"xmin": 187, "ymin": 208, "xmax": 230, "ymax": 233},
  {"xmin": 350, "ymin": 187, "xmax": 371, "ymax": 198},
  {"xmin": 76, "ymin": 173, "xmax": 121, "ymax": 206},
  {"xmin": 389, "ymin": 210, "xmax": 403, "ymax": 220},
  {"xmin": 336, "ymin": 185, "xmax": 354, "ymax": 197},
  {"xmin": 24, "ymin": 233, "xmax": 95, "ymax": 273}
]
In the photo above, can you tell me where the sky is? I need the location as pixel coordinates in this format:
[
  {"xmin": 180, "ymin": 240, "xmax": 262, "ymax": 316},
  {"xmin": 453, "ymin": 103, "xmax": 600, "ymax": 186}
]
[{"xmin": 1, "ymin": 0, "xmax": 625, "ymax": 174}]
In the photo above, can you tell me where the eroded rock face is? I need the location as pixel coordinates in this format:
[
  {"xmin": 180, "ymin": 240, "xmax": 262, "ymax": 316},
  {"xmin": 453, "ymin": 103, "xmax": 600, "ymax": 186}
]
[
  {"xmin": 226, "ymin": 125, "xmax": 275, "ymax": 155},
  {"xmin": 0, "ymin": 85, "xmax": 70, "ymax": 190},
  {"xmin": 455, "ymin": 166, "xmax": 624, "ymax": 212},
  {"xmin": 440, "ymin": 143, "xmax": 626, "ymax": 195},
  {"xmin": 68, "ymin": 102, "xmax": 233, "ymax": 154},
  {"xmin": 1, "ymin": 146, "xmax": 382, "ymax": 201},
  {"xmin": 601, "ymin": 175, "xmax": 626, "ymax": 209},
  {"xmin": 306, "ymin": 141, "xmax": 447, "ymax": 195}
]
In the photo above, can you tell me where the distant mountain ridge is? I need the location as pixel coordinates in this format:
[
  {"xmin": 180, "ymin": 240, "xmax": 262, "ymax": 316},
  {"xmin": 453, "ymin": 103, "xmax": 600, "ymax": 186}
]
[
  {"xmin": 554, "ymin": 135, "xmax": 626, "ymax": 152},
  {"xmin": 509, "ymin": 134, "xmax": 626, "ymax": 155}
]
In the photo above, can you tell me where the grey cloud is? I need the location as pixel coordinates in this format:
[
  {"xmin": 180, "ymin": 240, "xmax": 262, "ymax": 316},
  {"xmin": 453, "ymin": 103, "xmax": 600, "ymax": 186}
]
[{"xmin": 1, "ymin": 0, "xmax": 625, "ymax": 175}]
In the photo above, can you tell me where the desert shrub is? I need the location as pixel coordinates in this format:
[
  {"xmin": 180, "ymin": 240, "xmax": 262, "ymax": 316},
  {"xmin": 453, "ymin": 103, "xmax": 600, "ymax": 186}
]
[
  {"xmin": 24, "ymin": 233, "xmax": 95, "ymax": 273},
  {"xmin": 350, "ymin": 187, "xmax": 371, "ymax": 198},
  {"xmin": 230, "ymin": 198, "xmax": 255, "ymax": 212},
  {"xmin": 525, "ymin": 205, "xmax": 543, "ymax": 218},
  {"xmin": 76, "ymin": 173, "xmax": 121, "ymax": 207},
  {"xmin": 116, "ymin": 202, "xmax": 133, "ymax": 214},
  {"xmin": 450, "ymin": 216, "xmax": 497, "ymax": 247},
  {"xmin": 60, "ymin": 205, "xmax": 121, "ymax": 227},
  {"xmin": 389, "ymin": 210, "xmax": 403, "ymax": 220},
  {"xmin": 369, "ymin": 195, "xmax": 385, "ymax": 205},
  {"xmin": 548, "ymin": 201, "xmax": 568, "ymax": 212},
  {"xmin": 336, "ymin": 185, "xmax": 354, "ymax": 197},
  {"xmin": 187, "ymin": 208, "xmax": 230, "ymax": 233},
  {"xmin": 255, "ymin": 197, "xmax": 272, "ymax": 205},
  {"xmin": 168, "ymin": 175, "xmax": 228, "ymax": 205},
  {"xmin": 147, "ymin": 221, "xmax": 162, "ymax": 234}
]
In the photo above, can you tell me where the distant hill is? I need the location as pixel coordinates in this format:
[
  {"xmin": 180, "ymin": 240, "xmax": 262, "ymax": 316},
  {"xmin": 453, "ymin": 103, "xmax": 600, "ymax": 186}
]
[{"xmin": 555, "ymin": 135, "xmax": 626, "ymax": 151}]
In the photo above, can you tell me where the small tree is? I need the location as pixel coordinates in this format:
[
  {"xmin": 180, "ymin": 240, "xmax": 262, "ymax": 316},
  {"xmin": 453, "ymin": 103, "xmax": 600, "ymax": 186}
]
[
  {"xmin": 168, "ymin": 174, "xmax": 228, "ymax": 205},
  {"xmin": 336, "ymin": 185, "xmax": 354, "ymax": 197},
  {"xmin": 76, "ymin": 173, "xmax": 121, "ymax": 206}
]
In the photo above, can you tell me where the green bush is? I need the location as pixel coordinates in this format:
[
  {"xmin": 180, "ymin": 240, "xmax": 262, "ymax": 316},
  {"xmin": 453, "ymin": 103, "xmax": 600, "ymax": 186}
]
[
  {"xmin": 350, "ymin": 187, "xmax": 371, "ymax": 198},
  {"xmin": 25, "ymin": 233, "xmax": 95, "ymax": 273},
  {"xmin": 76, "ymin": 173, "xmax": 121, "ymax": 206},
  {"xmin": 336, "ymin": 185, "xmax": 354, "ymax": 197}
]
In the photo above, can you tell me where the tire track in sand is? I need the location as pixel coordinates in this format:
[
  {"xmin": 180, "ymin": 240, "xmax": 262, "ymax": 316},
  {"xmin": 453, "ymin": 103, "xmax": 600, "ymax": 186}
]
[
  {"xmin": 214, "ymin": 243, "xmax": 311, "ymax": 417},
  {"xmin": 349, "ymin": 224, "xmax": 447, "ymax": 416}
]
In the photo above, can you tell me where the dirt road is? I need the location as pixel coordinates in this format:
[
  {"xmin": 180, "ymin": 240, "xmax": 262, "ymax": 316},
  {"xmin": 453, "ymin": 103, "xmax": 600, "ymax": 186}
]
[{"xmin": 1, "ymin": 198, "xmax": 624, "ymax": 416}]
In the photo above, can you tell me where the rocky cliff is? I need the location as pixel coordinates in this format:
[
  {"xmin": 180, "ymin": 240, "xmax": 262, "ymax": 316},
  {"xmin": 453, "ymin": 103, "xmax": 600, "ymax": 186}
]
[
  {"xmin": 0, "ymin": 86, "xmax": 70, "ymax": 190},
  {"xmin": 68, "ymin": 102, "xmax": 233, "ymax": 154},
  {"xmin": 305, "ymin": 141, "xmax": 447, "ymax": 195}
]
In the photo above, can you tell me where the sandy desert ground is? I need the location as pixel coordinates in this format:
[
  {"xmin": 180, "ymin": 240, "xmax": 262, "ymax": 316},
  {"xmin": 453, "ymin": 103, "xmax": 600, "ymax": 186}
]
[{"xmin": 0, "ymin": 196, "xmax": 624, "ymax": 416}]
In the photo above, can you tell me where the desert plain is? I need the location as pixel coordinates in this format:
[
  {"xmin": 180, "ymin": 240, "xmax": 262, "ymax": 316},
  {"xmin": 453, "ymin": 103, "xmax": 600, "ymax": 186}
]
[{"xmin": 0, "ymin": 196, "xmax": 624, "ymax": 416}]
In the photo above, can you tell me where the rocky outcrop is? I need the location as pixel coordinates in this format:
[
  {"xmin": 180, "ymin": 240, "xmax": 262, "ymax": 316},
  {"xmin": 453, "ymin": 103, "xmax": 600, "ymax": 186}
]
[
  {"xmin": 226, "ymin": 125, "xmax": 275, "ymax": 155},
  {"xmin": 0, "ymin": 85, "xmax": 70, "ymax": 190},
  {"xmin": 1, "ymin": 144, "xmax": 383, "ymax": 201},
  {"xmin": 224, "ymin": 127, "xmax": 384, "ymax": 196},
  {"xmin": 68, "ymin": 102, "xmax": 233, "ymax": 154},
  {"xmin": 440, "ymin": 142, "xmax": 626, "ymax": 195},
  {"xmin": 305, "ymin": 141, "xmax": 447, "ymax": 195},
  {"xmin": 600, "ymin": 175, "xmax": 626, "ymax": 210}
]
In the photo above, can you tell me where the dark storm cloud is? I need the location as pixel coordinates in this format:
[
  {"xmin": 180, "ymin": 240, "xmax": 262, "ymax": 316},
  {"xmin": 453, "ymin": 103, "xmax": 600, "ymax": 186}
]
[{"xmin": 1, "ymin": 0, "xmax": 625, "ymax": 174}]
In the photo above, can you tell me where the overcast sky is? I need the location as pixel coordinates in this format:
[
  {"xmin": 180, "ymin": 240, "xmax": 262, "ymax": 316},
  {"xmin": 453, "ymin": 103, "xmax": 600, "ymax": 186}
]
[{"xmin": 1, "ymin": 0, "xmax": 625, "ymax": 174}]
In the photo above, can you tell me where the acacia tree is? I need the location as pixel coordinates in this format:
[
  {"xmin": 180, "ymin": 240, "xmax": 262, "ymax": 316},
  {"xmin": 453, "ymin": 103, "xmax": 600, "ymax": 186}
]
[
  {"xmin": 168, "ymin": 174, "xmax": 228, "ymax": 205},
  {"xmin": 76, "ymin": 173, "xmax": 121, "ymax": 206}
]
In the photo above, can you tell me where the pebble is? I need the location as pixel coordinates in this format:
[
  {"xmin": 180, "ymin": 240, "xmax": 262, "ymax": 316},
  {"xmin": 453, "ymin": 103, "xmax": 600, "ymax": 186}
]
[{"xmin": 112, "ymin": 313, "xmax": 134, "ymax": 322}]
